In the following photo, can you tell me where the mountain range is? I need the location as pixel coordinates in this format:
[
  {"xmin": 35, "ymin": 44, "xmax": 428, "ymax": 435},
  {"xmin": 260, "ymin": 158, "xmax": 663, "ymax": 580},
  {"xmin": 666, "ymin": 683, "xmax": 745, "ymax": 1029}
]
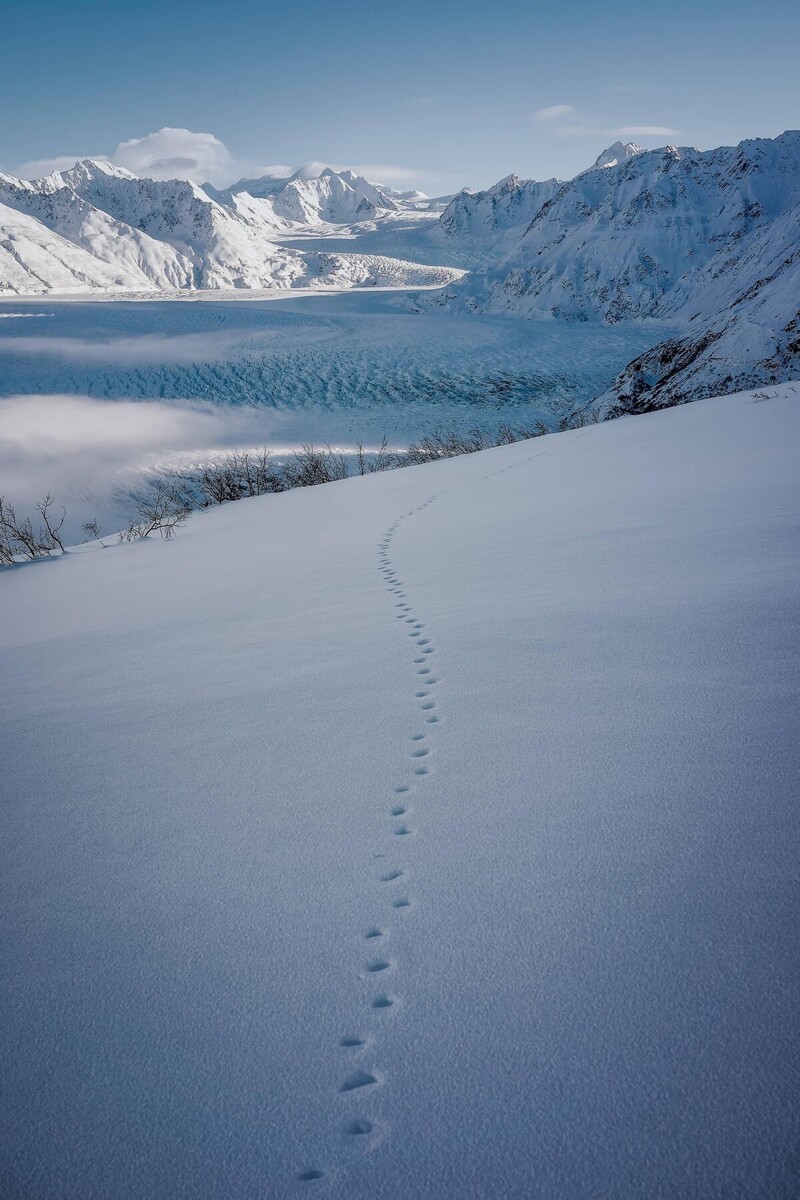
[
  {"xmin": 428, "ymin": 131, "xmax": 800, "ymax": 409},
  {"xmin": 0, "ymin": 159, "xmax": 460, "ymax": 294},
  {"xmin": 1, "ymin": 133, "xmax": 798, "ymax": 409}
]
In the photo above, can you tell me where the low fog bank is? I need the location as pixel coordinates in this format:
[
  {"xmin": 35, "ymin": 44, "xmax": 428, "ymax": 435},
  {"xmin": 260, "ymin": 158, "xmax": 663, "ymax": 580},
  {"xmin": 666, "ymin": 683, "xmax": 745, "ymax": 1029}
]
[
  {"xmin": 0, "ymin": 394, "xmax": 280, "ymax": 540},
  {"xmin": 0, "ymin": 393, "xmax": 408, "ymax": 542}
]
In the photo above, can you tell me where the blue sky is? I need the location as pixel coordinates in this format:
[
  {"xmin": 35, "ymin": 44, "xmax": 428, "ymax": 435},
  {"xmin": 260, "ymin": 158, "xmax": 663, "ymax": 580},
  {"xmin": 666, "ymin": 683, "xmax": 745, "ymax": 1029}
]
[{"xmin": 4, "ymin": 0, "xmax": 798, "ymax": 191}]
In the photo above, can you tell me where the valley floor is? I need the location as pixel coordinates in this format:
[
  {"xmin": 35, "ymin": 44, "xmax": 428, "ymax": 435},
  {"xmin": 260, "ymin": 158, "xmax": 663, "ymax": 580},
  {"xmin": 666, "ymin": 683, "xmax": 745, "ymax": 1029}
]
[{"xmin": 1, "ymin": 386, "xmax": 798, "ymax": 1198}]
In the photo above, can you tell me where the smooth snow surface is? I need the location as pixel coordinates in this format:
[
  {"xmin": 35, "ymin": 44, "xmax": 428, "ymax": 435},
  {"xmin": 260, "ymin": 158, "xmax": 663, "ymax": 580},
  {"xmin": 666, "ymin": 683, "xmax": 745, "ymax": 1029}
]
[{"xmin": 1, "ymin": 387, "xmax": 799, "ymax": 1198}]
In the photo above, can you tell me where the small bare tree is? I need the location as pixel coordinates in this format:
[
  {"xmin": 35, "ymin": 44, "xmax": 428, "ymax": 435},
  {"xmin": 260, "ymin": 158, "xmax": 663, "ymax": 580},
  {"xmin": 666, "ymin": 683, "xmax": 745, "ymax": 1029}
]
[
  {"xmin": 82, "ymin": 519, "xmax": 104, "ymax": 545},
  {"xmin": 0, "ymin": 494, "xmax": 69, "ymax": 562},
  {"xmin": 36, "ymin": 494, "xmax": 66, "ymax": 552},
  {"xmin": 120, "ymin": 481, "xmax": 189, "ymax": 541}
]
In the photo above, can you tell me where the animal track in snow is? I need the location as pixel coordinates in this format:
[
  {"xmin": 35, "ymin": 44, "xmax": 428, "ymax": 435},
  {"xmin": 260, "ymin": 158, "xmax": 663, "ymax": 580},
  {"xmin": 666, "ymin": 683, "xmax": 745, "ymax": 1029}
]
[
  {"xmin": 344, "ymin": 1119, "xmax": 373, "ymax": 1136},
  {"xmin": 380, "ymin": 869, "xmax": 404, "ymax": 882},
  {"xmin": 319, "ymin": 493, "xmax": 444, "ymax": 1181},
  {"xmin": 340, "ymin": 1071, "xmax": 379, "ymax": 1093}
]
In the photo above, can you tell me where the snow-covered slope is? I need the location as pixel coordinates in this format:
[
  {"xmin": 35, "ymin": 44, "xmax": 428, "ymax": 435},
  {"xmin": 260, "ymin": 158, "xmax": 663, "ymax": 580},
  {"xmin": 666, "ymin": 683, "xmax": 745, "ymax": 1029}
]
[
  {"xmin": 0, "ymin": 160, "xmax": 463, "ymax": 295},
  {"xmin": 1, "ymin": 388, "xmax": 798, "ymax": 1198},
  {"xmin": 602, "ymin": 199, "xmax": 800, "ymax": 409},
  {"xmin": 0, "ymin": 200, "xmax": 142, "ymax": 293}
]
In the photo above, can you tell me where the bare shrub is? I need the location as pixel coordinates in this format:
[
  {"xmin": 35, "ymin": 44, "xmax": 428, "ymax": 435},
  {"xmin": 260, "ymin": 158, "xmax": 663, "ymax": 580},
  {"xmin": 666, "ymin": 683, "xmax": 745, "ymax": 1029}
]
[
  {"xmin": 283, "ymin": 444, "xmax": 351, "ymax": 488},
  {"xmin": 196, "ymin": 447, "xmax": 286, "ymax": 506},
  {"xmin": 355, "ymin": 437, "xmax": 397, "ymax": 474},
  {"xmin": 556, "ymin": 406, "xmax": 601, "ymax": 431},
  {"xmin": 0, "ymin": 494, "xmax": 67, "ymax": 562},
  {"xmin": 82, "ymin": 519, "xmax": 105, "ymax": 546},
  {"xmin": 119, "ymin": 481, "xmax": 190, "ymax": 541}
]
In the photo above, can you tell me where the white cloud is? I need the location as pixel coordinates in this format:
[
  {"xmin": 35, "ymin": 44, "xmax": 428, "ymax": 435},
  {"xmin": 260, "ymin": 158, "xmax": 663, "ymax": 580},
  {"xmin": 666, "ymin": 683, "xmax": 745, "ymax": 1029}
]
[
  {"xmin": 0, "ymin": 331, "xmax": 254, "ymax": 365},
  {"xmin": 351, "ymin": 164, "xmax": 425, "ymax": 186},
  {"xmin": 112, "ymin": 128, "xmax": 236, "ymax": 186},
  {"xmin": 533, "ymin": 104, "xmax": 576, "ymax": 120},
  {"xmin": 248, "ymin": 163, "xmax": 295, "ymax": 180},
  {"xmin": 14, "ymin": 129, "xmax": 237, "ymax": 186},
  {"xmin": 11, "ymin": 135, "xmax": 430, "ymax": 191},
  {"xmin": 555, "ymin": 124, "xmax": 682, "ymax": 139}
]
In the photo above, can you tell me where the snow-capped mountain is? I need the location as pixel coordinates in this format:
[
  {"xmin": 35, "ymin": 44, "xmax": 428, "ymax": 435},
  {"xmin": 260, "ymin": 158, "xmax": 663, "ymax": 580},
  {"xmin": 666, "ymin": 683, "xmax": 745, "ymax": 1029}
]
[
  {"xmin": 591, "ymin": 141, "xmax": 643, "ymax": 170},
  {"xmin": 426, "ymin": 131, "xmax": 800, "ymax": 402},
  {"xmin": 0, "ymin": 161, "xmax": 198, "ymax": 289},
  {"xmin": 210, "ymin": 164, "xmax": 401, "ymax": 225},
  {"xmin": 454, "ymin": 134, "xmax": 800, "ymax": 321},
  {"xmin": 0, "ymin": 159, "xmax": 462, "ymax": 295},
  {"xmin": 429, "ymin": 173, "xmax": 562, "ymax": 259}
]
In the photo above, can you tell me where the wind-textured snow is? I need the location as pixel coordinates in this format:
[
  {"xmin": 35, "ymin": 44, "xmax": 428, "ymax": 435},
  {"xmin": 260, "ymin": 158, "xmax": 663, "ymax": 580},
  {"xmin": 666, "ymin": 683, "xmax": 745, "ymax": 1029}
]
[{"xmin": 1, "ymin": 385, "xmax": 798, "ymax": 1198}]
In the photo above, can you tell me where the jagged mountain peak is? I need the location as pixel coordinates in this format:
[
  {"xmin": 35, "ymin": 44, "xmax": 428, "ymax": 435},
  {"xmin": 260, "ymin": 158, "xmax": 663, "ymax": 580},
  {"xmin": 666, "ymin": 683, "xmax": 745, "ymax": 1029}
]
[
  {"xmin": 36, "ymin": 158, "xmax": 141, "ymax": 190},
  {"xmin": 592, "ymin": 141, "xmax": 644, "ymax": 170},
  {"xmin": 488, "ymin": 174, "xmax": 524, "ymax": 195}
]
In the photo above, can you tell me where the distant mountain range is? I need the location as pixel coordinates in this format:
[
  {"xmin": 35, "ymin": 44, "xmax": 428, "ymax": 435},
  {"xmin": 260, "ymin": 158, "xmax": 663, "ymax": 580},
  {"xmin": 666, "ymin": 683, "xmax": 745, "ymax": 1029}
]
[
  {"xmin": 1, "ymin": 133, "xmax": 797, "ymax": 408},
  {"xmin": 0, "ymin": 160, "xmax": 461, "ymax": 294}
]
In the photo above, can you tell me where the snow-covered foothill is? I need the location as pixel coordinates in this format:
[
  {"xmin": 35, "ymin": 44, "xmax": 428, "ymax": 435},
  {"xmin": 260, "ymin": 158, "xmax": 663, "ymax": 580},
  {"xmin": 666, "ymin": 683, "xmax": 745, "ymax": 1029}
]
[
  {"xmin": 0, "ymin": 200, "xmax": 142, "ymax": 294},
  {"xmin": 1, "ymin": 385, "xmax": 798, "ymax": 1198}
]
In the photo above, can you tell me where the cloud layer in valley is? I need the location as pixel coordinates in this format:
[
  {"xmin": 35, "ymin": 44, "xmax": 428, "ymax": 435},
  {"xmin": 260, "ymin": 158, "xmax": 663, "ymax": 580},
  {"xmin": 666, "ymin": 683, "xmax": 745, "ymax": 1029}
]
[{"xmin": 0, "ymin": 394, "xmax": 236, "ymax": 516}]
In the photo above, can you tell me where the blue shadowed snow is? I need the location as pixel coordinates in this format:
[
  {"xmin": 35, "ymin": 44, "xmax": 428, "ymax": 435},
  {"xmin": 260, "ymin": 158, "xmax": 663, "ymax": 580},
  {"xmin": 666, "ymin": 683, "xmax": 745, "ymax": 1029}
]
[{"xmin": 1, "ymin": 386, "xmax": 798, "ymax": 1198}]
